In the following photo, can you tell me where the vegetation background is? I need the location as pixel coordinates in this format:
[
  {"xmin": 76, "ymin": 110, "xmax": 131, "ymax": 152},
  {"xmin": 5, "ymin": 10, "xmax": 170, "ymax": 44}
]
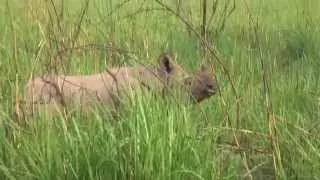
[{"xmin": 0, "ymin": 0, "xmax": 319, "ymax": 179}]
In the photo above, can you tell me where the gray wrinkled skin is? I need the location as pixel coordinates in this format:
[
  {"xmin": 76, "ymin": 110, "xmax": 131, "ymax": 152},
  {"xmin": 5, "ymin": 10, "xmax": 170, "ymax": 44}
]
[{"xmin": 26, "ymin": 52, "xmax": 218, "ymax": 116}]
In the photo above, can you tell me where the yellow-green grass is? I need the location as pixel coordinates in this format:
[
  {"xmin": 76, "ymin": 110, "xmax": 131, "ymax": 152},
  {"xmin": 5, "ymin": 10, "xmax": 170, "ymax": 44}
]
[{"xmin": 0, "ymin": 0, "xmax": 319, "ymax": 179}]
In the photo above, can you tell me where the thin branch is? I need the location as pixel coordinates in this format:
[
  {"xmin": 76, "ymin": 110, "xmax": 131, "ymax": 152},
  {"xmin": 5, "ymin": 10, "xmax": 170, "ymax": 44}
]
[
  {"xmin": 242, "ymin": 0, "xmax": 284, "ymax": 178},
  {"xmin": 71, "ymin": 0, "xmax": 90, "ymax": 49}
]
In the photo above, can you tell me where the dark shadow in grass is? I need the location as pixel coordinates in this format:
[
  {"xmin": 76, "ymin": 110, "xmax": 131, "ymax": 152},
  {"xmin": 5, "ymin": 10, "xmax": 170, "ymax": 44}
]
[{"xmin": 277, "ymin": 30, "xmax": 310, "ymax": 67}]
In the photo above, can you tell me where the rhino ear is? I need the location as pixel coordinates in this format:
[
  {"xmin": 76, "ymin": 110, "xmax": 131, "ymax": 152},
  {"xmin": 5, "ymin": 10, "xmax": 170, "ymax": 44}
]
[{"xmin": 159, "ymin": 52, "xmax": 176, "ymax": 73}]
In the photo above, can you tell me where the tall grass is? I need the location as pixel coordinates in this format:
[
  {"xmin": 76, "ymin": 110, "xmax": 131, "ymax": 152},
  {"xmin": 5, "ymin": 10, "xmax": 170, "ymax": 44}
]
[{"xmin": 0, "ymin": 0, "xmax": 319, "ymax": 179}]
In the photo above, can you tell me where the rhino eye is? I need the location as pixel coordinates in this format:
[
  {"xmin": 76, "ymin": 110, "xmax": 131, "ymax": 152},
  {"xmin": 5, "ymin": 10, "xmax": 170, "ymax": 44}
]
[{"xmin": 207, "ymin": 84, "xmax": 213, "ymax": 89}]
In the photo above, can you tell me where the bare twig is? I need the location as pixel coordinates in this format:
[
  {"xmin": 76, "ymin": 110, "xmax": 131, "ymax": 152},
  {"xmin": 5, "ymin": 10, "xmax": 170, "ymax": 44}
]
[
  {"xmin": 242, "ymin": 0, "xmax": 284, "ymax": 179},
  {"xmin": 46, "ymin": 1, "xmax": 66, "ymax": 73},
  {"xmin": 107, "ymin": 0, "xmax": 131, "ymax": 17},
  {"xmin": 45, "ymin": 0, "xmax": 89, "ymax": 73},
  {"xmin": 201, "ymin": 0, "xmax": 208, "ymax": 62},
  {"xmin": 40, "ymin": 76, "xmax": 67, "ymax": 108},
  {"xmin": 49, "ymin": 0, "xmax": 63, "ymax": 34},
  {"xmin": 207, "ymin": 0, "xmax": 218, "ymax": 28},
  {"xmin": 217, "ymin": 144, "xmax": 272, "ymax": 155},
  {"xmin": 122, "ymin": 7, "xmax": 166, "ymax": 19},
  {"xmin": 70, "ymin": 0, "xmax": 90, "ymax": 51}
]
